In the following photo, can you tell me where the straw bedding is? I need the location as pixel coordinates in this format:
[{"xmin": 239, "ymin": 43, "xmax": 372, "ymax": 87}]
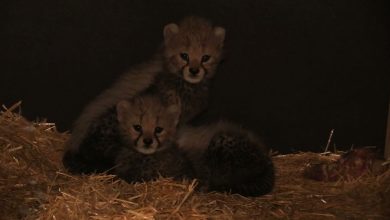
[{"xmin": 0, "ymin": 102, "xmax": 389, "ymax": 220}]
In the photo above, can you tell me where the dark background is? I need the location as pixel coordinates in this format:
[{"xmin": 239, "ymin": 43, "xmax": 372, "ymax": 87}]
[{"xmin": 2, "ymin": 0, "xmax": 389, "ymax": 153}]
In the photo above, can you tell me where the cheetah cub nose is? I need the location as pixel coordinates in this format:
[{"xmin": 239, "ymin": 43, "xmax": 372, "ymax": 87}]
[
  {"xmin": 189, "ymin": 68, "xmax": 200, "ymax": 75},
  {"xmin": 143, "ymin": 138, "xmax": 153, "ymax": 146}
]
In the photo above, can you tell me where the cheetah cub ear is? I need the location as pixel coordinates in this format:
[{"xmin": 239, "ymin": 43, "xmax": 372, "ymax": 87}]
[
  {"xmin": 116, "ymin": 100, "xmax": 131, "ymax": 123},
  {"xmin": 167, "ymin": 104, "xmax": 181, "ymax": 127},
  {"xmin": 163, "ymin": 23, "xmax": 179, "ymax": 42},
  {"xmin": 214, "ymin": 26, "xmax": 226, "ymax": 46},
  {"xmin": 116, "ymin": 97, "xmax": 142, "ymax": 123},
  {"xmin": 164, "ymin": 93, "xmax": 181, "ymax": 126}
]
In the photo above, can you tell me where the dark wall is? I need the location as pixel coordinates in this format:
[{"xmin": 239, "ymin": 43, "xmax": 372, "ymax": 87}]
[{"xmin": 2, "ymin": 0, "xmax": 389, "ymax": 153}]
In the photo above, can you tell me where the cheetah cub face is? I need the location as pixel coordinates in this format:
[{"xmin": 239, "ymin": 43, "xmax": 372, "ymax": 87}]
[
  {"xmin": 116, "ymin": 95, "xmax": 180, "ymax": 154},
  {"xmin": 163, "ymin": 16, "xmax": 226, "ymax": 84}
]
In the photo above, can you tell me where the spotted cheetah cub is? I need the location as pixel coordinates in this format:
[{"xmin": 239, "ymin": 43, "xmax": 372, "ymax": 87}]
[{"xmin": 63, "ymin": 16, "xmax": 226, "ymax": 174}]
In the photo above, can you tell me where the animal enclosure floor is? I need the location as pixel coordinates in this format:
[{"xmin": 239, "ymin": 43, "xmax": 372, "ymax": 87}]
[{"xmin": 0, "ymin": 104, "xmax": 389, "ymax": 219}]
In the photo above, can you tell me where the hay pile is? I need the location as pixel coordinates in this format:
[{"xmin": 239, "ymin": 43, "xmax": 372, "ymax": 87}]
[{"xmin": 1, "ymin": 102, "xmax": 389, "ymax": 220}]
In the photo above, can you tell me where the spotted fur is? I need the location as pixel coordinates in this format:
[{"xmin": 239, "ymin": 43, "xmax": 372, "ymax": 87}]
[
  {"xmin": 176, "ymin": 121, "xmax": 275, "ymax": 197},
  {"xmin": 115, "ymin": 144, "xmax": 194, "ymax": 183},
  {"xmin": 63, "ymin": 106, "xmax": 123, "ymax": 173}
]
